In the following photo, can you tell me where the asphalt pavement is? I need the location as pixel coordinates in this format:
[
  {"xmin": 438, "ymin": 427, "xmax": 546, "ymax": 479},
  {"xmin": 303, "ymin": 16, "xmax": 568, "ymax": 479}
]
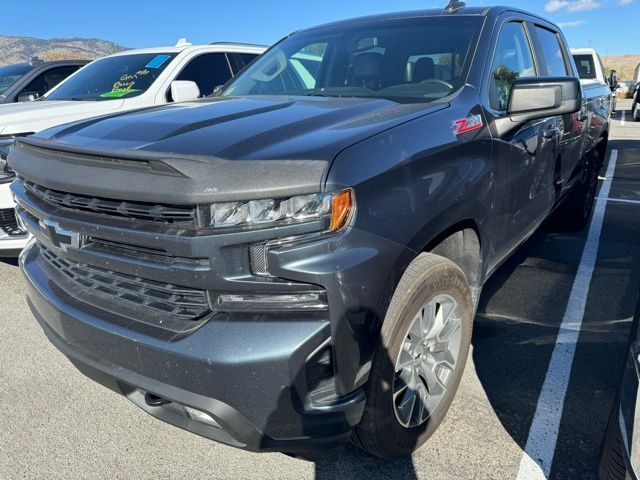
[{"xmin": 1, "ymin": 100, "xmax": 639, "ymax": 480}]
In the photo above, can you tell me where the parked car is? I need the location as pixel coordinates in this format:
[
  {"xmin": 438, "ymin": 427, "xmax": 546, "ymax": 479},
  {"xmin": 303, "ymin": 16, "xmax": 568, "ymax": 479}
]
[
  {"xmin": 599, "ymin": 294, "xmax": 640, "ymax": 480},
  {"xmin": 571, "ymin": 48, "xmax": 616, "ymax": 112},
  {"xmin": 12, "ymin": 2, "xmax": 610, "ymax": 458},
  {"xmin": 631, "ymin": 65, "xmax": 640, "ymax": 120},
  {"xmin": 0, "ymin": 40, "xmax": 266, "ymax": 256},
  {"xmin": 0, "ymin": 58, "xmax": 87, "ymax": 104}
]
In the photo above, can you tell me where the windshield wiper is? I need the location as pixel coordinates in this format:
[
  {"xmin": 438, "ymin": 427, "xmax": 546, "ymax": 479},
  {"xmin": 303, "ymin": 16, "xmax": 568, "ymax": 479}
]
[{"xmin": 303, "ymin": 89, "xmax": 331, "ymax": 97}]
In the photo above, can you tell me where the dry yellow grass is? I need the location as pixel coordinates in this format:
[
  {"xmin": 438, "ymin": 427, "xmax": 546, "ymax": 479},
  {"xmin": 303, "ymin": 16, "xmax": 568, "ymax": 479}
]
[{"xmin": 602, "ymin": 54, "xmax": 640, "ymax": 80}]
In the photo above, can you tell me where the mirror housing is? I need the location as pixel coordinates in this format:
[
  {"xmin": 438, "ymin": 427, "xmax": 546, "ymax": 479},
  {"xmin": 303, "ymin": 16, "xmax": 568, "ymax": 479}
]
[
  {"xmin": 607, "ymin": 70, "xmax": 619, "ymax": 92},
  {"xmin": 17, "ymin": 91, "xmax": 39, "ymax": 103},
  {"xmin": 170, "ymin": 81, "xmax": 200, "ymax": 103},
  {"xmin": 507, "ymin": 77, "xmax": 581, "ymax": 123}
]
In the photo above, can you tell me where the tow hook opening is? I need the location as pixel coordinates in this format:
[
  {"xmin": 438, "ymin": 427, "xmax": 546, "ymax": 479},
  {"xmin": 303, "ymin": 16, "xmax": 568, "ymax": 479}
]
[
  {"xmin": 140, "ymin": 390, "xmax": 221, "ymax": 429},
  {"xmin": 145, "ymin": 392, "xmax": 171, "ymax": 407}
]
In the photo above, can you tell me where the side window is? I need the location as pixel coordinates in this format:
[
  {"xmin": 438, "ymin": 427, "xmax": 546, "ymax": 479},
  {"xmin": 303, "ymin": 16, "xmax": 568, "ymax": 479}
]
[
  {"xmin": 490, "ymin": 22, "xmax": 537, "ymax": 111},
  {"xmin": 572, "ymin": 54, "xmax": 595, "ymax": 80},
  {"xmin": 175, "ymin": 53, "xmax": 233, "ymax": 98},
  {"xmin": 17, "ymin": 65, "xmax": 80, "ymax": 101},
  {"xmin": 228, "ymin": 53, "xmax": 259, "ymax": 74},
  {"xmin": 534, "ymin": 26, "xmax": 569, "ymax": 77}
]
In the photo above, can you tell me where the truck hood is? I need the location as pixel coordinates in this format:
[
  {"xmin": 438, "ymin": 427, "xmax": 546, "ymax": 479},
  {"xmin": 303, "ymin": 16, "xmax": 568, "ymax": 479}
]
[
  {"xmin": 43, "ymin": 96, "xmax": 446, "ymax": 160},
  {"xmin": 14, "ymin": 96, "xmax": 447, "ymax": 204},
  {"xmin": 0, "ymin": 100, "xmax": 125, "ymax": 135}
]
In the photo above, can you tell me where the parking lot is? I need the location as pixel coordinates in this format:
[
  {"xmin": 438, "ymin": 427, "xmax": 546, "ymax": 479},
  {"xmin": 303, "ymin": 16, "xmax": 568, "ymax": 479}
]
[{"xmin": 1, "ymin": 99, "xmax": 639, "ymax": 480}]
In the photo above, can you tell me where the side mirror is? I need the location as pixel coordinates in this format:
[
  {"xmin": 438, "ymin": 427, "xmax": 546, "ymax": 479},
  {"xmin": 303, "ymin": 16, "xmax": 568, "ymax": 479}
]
[
  {"xmin": 608, "ymin": 70, "xmax": 619, "ymax": 92},
  {"xmin": 170, "ymin": 81, "xmax": 200, "ymax": 103},
  {"xmin": 17, "ymin": 91, "xmax": 39, "ymax": 103},
  {"xmin": 507, "ymin": 77, "xmax": 581, "ymax": 123}
]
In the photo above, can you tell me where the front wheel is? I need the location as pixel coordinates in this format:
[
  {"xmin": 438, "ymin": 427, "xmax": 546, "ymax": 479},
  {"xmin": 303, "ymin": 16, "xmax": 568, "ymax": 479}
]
[
  {"xmin": 352, "ymin": 253, "xmax": 473, "ymax": 457},
  {"xmin": 633, "ymin": 102, "xmax": 640, "ymax": 122}
]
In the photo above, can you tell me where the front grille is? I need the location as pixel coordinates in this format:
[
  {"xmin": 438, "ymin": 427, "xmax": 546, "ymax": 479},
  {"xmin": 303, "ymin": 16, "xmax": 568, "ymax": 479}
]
[
  {"xmin": 0, "ymin": 208, "xmax": 26, "ymax": 236},
  {"xmin": 41, "ymin": 247, "xmax": 211, "ymax": 320},
  {"xmin": 21, "ymin": 177, "xmax": 196, "ymax": 226}
]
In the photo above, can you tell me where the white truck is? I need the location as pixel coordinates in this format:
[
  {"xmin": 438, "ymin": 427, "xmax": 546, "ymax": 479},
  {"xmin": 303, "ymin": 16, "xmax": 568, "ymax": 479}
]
[
  {"xmin": 571, "ymin": 48, "xmax": 617, "ymax": 112},
  {"xmin": 0, "ymin": 40, "xmax": 266, "ymax": 255}
]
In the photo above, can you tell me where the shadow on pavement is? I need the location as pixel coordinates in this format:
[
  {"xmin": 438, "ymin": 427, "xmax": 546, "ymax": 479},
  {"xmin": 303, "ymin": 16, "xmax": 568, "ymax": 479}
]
[
  {"xmin": 0, "ymin": 257, "xmax": 18, "ymax": 266},
  {"xmin": 471, "ymin": 139, "xmax": 640, "ymax": 477},
  {"xmin": 313, "ymin": 445, "xmax": 418, "ymax": 480}
]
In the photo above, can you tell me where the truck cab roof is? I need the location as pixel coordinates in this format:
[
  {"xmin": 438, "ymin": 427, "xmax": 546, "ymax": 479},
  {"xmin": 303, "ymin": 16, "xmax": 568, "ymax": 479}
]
[{"xmin": 303, "ymin": 5, "xmax": 555, "ymax": 32}]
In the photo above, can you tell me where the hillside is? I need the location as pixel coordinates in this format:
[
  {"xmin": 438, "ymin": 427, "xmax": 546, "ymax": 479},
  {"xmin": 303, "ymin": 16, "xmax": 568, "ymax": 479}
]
[
  {"xmin": 0, "ymin": 35, "xmax": 125, "ymax": 65},
  {"xmin": 603, "ymin": 54, "xmax": 640, "ymax": 80}
]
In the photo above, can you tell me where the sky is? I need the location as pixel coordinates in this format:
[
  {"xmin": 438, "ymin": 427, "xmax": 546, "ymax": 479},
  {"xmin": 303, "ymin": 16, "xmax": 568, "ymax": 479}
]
[{"xmin": 0, "ymin": 0, "xmax": 637, "ymax": 55}]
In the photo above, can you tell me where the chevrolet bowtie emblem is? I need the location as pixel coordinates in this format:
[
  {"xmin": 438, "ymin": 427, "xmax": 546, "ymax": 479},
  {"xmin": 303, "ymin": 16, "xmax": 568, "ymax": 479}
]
[{"xmin": 39, "ymin": 219, "xmax": 83, "ymax": 251}]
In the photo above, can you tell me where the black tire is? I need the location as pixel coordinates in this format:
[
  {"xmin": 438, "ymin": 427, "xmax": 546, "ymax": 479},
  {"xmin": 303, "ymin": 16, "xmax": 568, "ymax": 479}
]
[
  {"xmin": 553, "ymin": 150, "xmax": 601, "ymax": 230},
  {"xmin": 352, "ymin": 253, "xmax": 473, "ymax": 458},
  {"xmin": 599, "ymin": 405, "xmax": 627, "ymax": 480},
  {"xmin": 633, "ymin": 103, "xmax": 640, "ymax": 122}
]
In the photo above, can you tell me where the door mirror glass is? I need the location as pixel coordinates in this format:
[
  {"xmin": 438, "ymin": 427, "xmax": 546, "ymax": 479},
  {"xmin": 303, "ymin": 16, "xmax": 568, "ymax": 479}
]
[
  {"xmin": 170, "ymin": 80, "xmax": 200, "ymax": 103},
  {"xmin": 507, "ymin": 77, "xmax": 581, "ymax": 121}
]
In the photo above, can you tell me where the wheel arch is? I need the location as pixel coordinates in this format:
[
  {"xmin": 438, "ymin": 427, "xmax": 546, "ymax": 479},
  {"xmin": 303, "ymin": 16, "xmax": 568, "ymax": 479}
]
[{"xmin": 422, "ymin": 219, "xmax": 483, "ymax": 290}]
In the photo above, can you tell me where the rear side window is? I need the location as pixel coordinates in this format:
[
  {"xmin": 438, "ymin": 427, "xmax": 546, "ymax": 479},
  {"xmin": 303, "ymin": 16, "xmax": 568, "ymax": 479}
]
[
  {"xmin": 18, "ymin": 65, "xmax": 81, "ymax": 100},
  {"xmin": 490, "ymin": 22, "xmax": 537, "ymax": 111},
  {"xmin": 572, "ymin": 54, "xmax": 596, "ymax": 80},
  {"xmin": 535, "ymin": 26, "xmax": 569, "ymax": 77},
  {"xmin": 228, "ymin": 53, "xmax": 260, "ymax": 74},
  {"xmin": 175, "ymin": 53, "xmax": 233, "ymax": 98}
]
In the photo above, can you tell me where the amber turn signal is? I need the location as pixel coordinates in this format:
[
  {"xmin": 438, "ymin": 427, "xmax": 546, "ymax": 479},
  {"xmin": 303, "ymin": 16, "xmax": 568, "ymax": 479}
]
[{"xmin": 329, "ymin": 189, "xmax": 353, "ymax": 232}]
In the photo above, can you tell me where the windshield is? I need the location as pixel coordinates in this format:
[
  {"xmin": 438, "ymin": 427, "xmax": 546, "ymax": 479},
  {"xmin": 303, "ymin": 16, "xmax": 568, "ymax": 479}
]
[
  {"xmin": 222, "ymin": 16, "xmax": 483, "ymax": 103},
  {"xmin": 0, "ymin": 64, "xmax": 32, "ymax": 95},
  {"xmin": 47, "ymin": 53, "xmax": 177, "ymax": 101}
]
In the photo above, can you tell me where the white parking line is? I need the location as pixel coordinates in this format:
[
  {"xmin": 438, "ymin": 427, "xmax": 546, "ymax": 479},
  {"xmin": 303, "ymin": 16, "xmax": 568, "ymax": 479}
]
[
  {"xmin": 621, "ymin": 110, "xmax": 626, "ymax": 126},
  {"xmin": 597, "ymin": 197, "xmax": 640, "ymax": 205},
  {"xmin": 515, "ymin": 149, "xmax": 619, "ymax": 479}
]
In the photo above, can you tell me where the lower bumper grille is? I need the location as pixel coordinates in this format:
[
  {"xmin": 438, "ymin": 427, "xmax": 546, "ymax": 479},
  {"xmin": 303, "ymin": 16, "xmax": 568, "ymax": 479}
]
[
  {"xmin": 40, "ymin": 247, "xmax": 211, "ymax": 321},
  {"xmin": 0, "ymin": 208, "xmax": 26, "ymax": 237}
]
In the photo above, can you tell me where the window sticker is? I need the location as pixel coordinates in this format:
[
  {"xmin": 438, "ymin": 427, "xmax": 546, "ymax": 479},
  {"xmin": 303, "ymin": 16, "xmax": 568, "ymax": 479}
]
[
  {"xmin": 146, "ymin": 55, "xmax": 171, "ymax": 69},
  {"xmin": 100, "ymin": 89, "xmax": 141, "ymax": 98},
  {"xmin": 100, "ymin": 69, "xmax": 151, "ymax": 98}
]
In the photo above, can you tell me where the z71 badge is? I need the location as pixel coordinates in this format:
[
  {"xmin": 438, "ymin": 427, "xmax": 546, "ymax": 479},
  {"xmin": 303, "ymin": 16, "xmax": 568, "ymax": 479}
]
[{"xmin": 453, "ymin": 114, "xmax": 484, "ymax": 135}]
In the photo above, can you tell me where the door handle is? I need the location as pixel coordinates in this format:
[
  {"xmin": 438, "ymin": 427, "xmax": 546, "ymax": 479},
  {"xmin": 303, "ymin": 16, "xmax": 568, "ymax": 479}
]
[
  {"xmin": 577, "ymin": 113, "xmax": 589, "ymax": 122},
  {"xmin": 543, "ymin": 127, "xmax": 560, "ymax": 139}
]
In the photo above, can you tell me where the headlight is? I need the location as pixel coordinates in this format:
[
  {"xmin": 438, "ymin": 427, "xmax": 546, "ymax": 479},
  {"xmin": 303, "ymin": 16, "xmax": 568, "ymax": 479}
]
[
  {"xmin": 0, "ymin": 134, "xmax": 31, "ymax": 183},
  {"xmin": 203, "ymin": 189, "xmax": 354, "ymax": 232}
]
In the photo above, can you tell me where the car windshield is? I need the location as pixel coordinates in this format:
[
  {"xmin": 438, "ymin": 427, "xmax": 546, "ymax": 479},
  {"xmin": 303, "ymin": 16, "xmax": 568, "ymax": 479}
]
[
  {"xmin": 0, "ymin": 64, "xmax": 32, "ymax": 95},
  {"xmin": 46, "ymin": 53, "xmax": 177, "ymax": 101},
  {"xmin": 222, "ymin": 16, "xmax": 483, "ymax": 103}
]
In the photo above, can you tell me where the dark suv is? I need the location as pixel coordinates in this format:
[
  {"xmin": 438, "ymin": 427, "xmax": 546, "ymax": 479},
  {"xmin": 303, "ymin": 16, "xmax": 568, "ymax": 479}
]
[
  {"xmin": 0, "ymin": 58, "xmax": 87, "ymax": 103},
  {"xmin": 12, "ymin": 3, "xmax": 609, "ymax": 457}
]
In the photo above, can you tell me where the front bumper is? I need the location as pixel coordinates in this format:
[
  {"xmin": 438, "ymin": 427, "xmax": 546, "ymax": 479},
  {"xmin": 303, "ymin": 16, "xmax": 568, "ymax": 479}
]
[{"xmin": 22, "ymin": 242, "xmax": 367, "ymax": 451}]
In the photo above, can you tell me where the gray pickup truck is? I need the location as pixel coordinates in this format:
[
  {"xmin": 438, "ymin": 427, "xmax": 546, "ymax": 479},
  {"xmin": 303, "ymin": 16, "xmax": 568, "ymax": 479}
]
[{"xmin": 11, "ymin": 2, "xmax": 610, "ymax": 458}]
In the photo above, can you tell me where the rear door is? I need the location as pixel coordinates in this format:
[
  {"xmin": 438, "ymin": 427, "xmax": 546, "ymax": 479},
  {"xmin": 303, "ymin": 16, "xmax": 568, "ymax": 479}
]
[{"xmin": 530, "ymin": 24, "xmax": 586, "ymax": 197}]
